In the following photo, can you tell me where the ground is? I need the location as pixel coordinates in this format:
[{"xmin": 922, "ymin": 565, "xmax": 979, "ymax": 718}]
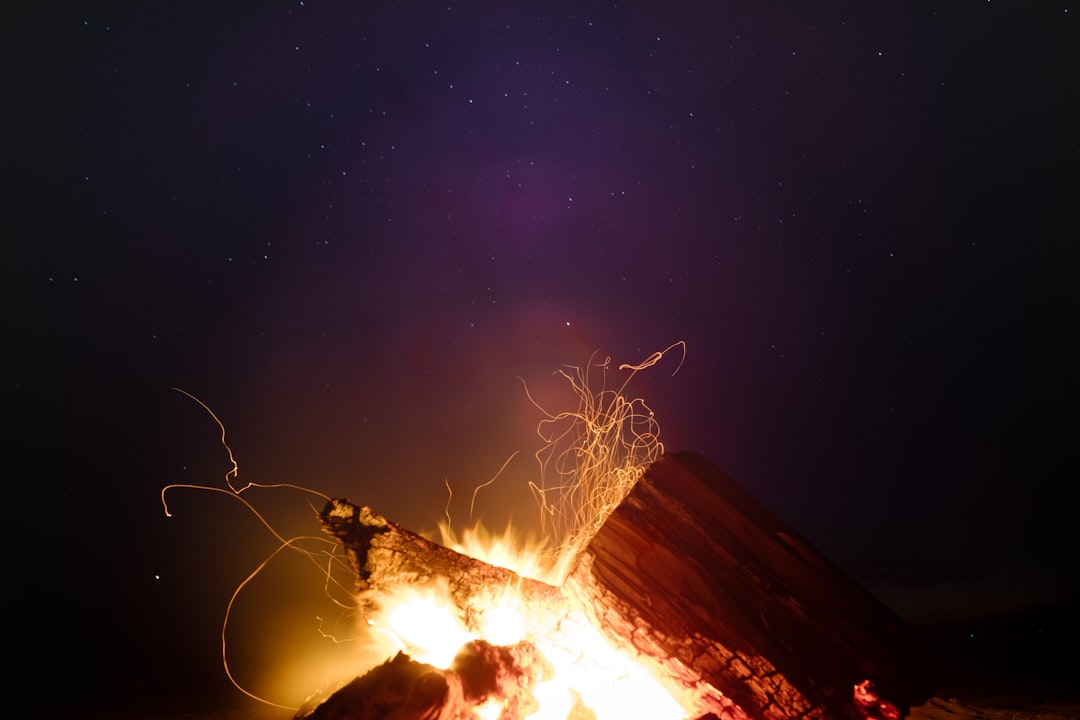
[{"xmin": 71, "ymin": 602, "xmax": 1079, "ymax": 719}]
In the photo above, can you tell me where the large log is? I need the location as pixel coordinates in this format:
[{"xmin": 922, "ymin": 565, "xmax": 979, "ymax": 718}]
[
  {"xmin": 311, "ymin": 452, "xmax": 933, "ymax": 720},
  {"xmin": 563, "ymin": 452, "xmax": 934, "ymax": 719},
  {"xmin": 317, "ymin": 500, "xmax": 570, "ymax": 640}
]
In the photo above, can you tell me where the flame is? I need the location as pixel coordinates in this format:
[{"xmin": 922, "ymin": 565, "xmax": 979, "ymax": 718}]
[
  {"xmin": 375, "ymin": 583, "xmax": 475, "ymax": 667},
  {"xmin": 475, "ymin": 699, "xmax": 506, "ymax": 720},
  {"xmin": 367, "ymin": 523, "xmax": 689, "ymax": 720},
  {"xmin": 442, "ymin": 522, "xmax": 554, "ymax": 583},
  {"xmin": 532, "ymin": 612, "xmax": 686, "ymax": 720},
  {"xmin": 367, "ymin": 577, "xmax": 687, "ymax": 719}
]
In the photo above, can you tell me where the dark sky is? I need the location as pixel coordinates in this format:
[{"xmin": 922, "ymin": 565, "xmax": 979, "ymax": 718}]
[{"xmin": 8, "ymin": 1, "xmax": 1077, "ymax": 712}]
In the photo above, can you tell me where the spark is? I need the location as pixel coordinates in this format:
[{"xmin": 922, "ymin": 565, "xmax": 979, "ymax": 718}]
[
  {"xmin": 523, "ymin": 341, "xmax": 685, "ymax": 584},
  {"xmin": 161, "ymin": 389, "xmax": 356, "ymax": 711},
  {"xmin": 470, "ymin": 450, "xmax": 520, "ymax": 518}
]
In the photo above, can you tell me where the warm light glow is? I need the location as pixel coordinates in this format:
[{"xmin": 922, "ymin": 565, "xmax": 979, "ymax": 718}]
[
  {"xmin": 474, "ymin": 699, "xmax": 505, "ymax": 720},
  {"xmin": 167, "ymin": 344, "xmax": 693, "ymax": 719},
  {"xmin": 477, "ymin": 592, "xmax": 528, "ymax": 646},
  {"xmin": 162, "ymin": 388, "xmax": 358, "ymax": 711},
  {"xmin": 531, "ymin": 680, "xmax": 573, "ymax": 720},
  {"xmin": 532, "ymin": 610, "xmax": 686, "ymax": 720},
  {"xmin": 364, "ymin": 579, "xmax": 687, "ymax": 720},
  {"xmin": 385, "ymin": 345, "xmax": 691, "ymax": 719},
  {"xmin": 376, "ymin": 585, "xmax": 474, "ymax": 668}
]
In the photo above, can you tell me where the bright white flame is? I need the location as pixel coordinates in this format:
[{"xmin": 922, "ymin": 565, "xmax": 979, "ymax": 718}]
[
  {"xmin": 530, "ymin": 680, "xmax": 574, "ymax": 720},
  {"xmin": 368, "ymin": 582, "xmax": 687, "ymax": 720},
  {"xmin": 442, "ymin": 523, "xmax": 553, "ymax": 583},
  {"xmin": 380, "ymin": 591, "xmax": 473, "ymax": 668},
  {"xmin": 532, "ymin": 609, "xmax": 686, "ymax": 720},
  {"xmin": 478, "ymin": 593, "xmax": 527, "ymax": 646},
  {"xmin": 474, "ymin": 699, "xmax": 505, "ymax": 720}
]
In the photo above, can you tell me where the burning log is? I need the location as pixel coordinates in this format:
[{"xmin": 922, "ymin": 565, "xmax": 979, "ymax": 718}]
[
  {"xmin": 563, "ymin": 451, "xmax": 934, "ymax": 719},
  {"xmin": 318, "ymin": 501, "xmax": 569, "ymax": 633},
  {"xmin": 308, "ymin": 452, "xmax": 933, "ymax": 720}
]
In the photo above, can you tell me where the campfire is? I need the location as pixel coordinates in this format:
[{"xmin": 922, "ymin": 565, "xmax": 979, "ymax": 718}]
[{"xmin": 164, "ymin": 346, "xmax": 932, "ymax": 720}]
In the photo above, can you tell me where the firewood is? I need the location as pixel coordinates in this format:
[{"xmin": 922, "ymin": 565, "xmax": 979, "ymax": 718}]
[
  {"xmin": 317, "ymin": 500, "xmax": 570, "ymax": 639},
  {"xmin": 564, "ymin": 452, "xmax": 934, "ymax": 719},
  {"xmin": 313, "ymin": 452, "xmax": 933, "ymax": 720}
]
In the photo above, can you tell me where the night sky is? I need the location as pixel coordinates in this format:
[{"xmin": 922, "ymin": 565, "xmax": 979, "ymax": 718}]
[{"xmin": 8, "ymin": 1, "xmax": 1077, "ymax": 713}]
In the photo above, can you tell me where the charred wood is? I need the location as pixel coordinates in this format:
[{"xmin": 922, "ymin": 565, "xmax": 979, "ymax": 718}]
[{"xmin": 564, "ymin": 452, "xmax": 934, "ymax": 719}]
